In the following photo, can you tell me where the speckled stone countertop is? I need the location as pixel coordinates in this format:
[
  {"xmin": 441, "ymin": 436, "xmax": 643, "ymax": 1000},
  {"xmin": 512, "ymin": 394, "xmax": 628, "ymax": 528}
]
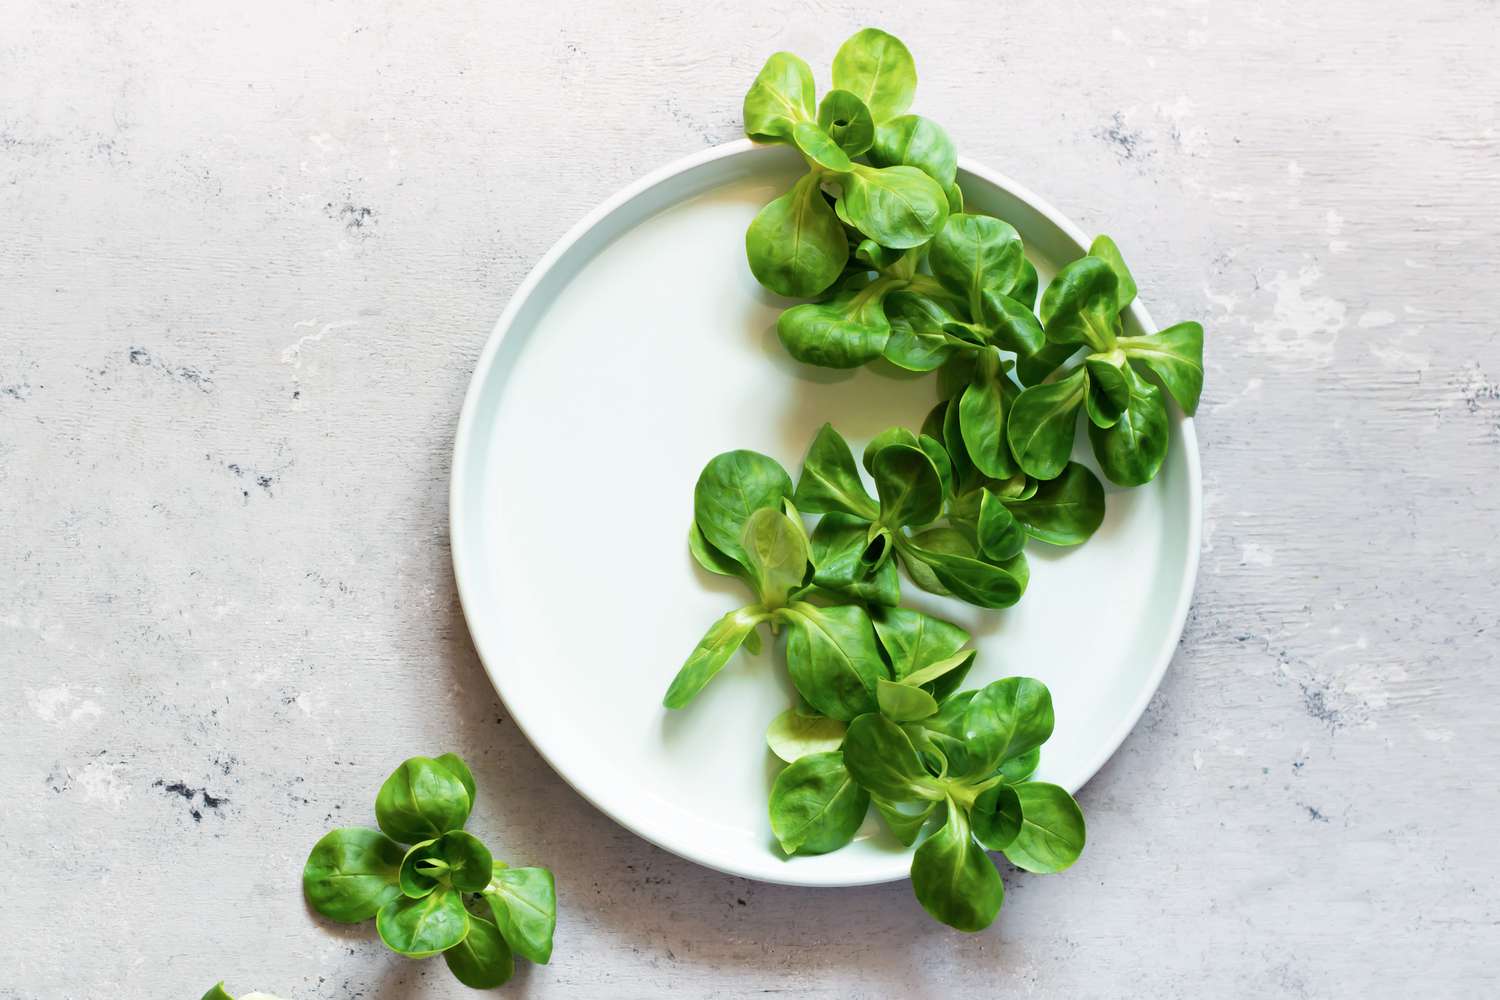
[{"xmin": 3, "ymin": 2, "xmax": 1497, "ymax": 997}]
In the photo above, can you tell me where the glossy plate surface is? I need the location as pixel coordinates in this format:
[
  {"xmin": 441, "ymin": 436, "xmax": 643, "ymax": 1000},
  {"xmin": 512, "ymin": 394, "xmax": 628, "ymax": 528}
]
[{"xmin": 451, "ymin": 140, "xmax": 1200, "ymax": 886}]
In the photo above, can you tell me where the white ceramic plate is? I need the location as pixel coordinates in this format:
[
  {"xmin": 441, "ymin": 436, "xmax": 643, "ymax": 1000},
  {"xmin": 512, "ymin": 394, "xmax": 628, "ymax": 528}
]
[{"xmin": 451, "ymin": 140, "xmax": 1200, "ymax": 886}]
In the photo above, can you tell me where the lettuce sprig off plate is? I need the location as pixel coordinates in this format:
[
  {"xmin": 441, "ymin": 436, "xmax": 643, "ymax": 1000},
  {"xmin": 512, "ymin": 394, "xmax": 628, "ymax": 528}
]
[
  {"xmin": 302, "ymin": 754, "xmax": 557, "ymax": 990},
  {"xmin": 201, "ymin": 986, "xmax": 286, "ymax": 1000}
]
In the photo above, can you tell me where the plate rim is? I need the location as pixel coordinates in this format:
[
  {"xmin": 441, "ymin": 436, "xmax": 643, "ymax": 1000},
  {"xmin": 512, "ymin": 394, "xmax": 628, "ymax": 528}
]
[{"xmin": 450, "ymin": 138, "xmax": 1202, "ymax": 886}]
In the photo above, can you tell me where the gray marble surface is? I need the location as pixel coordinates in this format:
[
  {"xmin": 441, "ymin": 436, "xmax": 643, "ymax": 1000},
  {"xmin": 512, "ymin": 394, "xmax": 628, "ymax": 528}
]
[{"xmin": 3, "ymin": 2, "xmax": 1497, "ymax": 997}]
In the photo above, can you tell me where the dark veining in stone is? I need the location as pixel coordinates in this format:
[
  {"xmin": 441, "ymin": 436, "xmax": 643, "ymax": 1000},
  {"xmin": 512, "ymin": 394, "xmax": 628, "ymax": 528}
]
[
  {"xmin": 153, "ymin": 779, "xmax": 229, "ymax": 822},
  {"xmin": 128, "ymin": 346, "xmax": 214, "ymax": 392},
  {"xmin": 1094, "ymin": 112, "xmax": 1152, "ymax": 162},
  {"xmin": 1299, "ymin": 680, "xmax": 1342, "ymax": 731},
  {"xmin": 326, "ymin": 200, "xmax": 378, "ymax": 237}
]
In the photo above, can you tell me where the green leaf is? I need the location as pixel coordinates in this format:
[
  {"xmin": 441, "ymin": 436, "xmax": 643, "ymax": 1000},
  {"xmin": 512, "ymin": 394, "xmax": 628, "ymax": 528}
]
[
  {"xmin": 688, "ymin": 521, "xmax": 747, "ymax": 579},
  {"xmin": 1088, "ymin": 365, "xmax": 1170, "ymax": 486},
  {"xmin": 882, "ymin": 316, "xmax": 949, "ymax": 372},
  {"xmin": 1039, "ymin": 255, "xmax": 1120, "ymax": 351},
  {"xmin": 861, "ymin": 427, "xmax": 919, "ymax": 474},
  {"xmin": 923, "ymin": 731, "xmax": 981, "ymax": 780},
  {"xmin": 917, "ymin": 433, "xmax": 954, "ymax": 501},
  {"xmin": 662, "ymin": 606, "xmax": 768, "ymax": 709},
  {"xmin": 1004, "ymin": 461, "xmax": 1105, "ymax": 545},
  {"xmin": 402, "ymin": 839, "xmax": 489, "ymax": 899},
  {"xmin": 375, "ymin": 757, "xmax": 473, "ymax": 844},
  {"xmin": 765, "ymin": 707, "xmax": 848, "ymax": 763},
  {"xmin": 910, "ymin": 801, "xmax": 1004, "ymax": 932},
  {"xmin": 1010, "ymin": 256, "xmax": 1040, "ymax": 310},
  {"xmin": 924, "ymin": 690, "xmax": 976, "ymax": 739},
  {"xmin": 882, "ymin": 291, "xmax": 959, "ymax": 371},
  {"xmin": 854, "ymin": 238, "xmax": 905, "ymax": 271},
  {"xmin": 303, "ymin": 827, "xmax": 405, "ymax": 923},
  {"xmin": 871, "ymin": 443, "xmax": 944, "ymax": 528},
  {"xmin": 871, "ymin": 794, "xmax": 937, "ymax": 846},
  {"xmin": 740, "ymin": 507, "xmax": 810, "ymax": 608},
  {"xmin": 399, "ymin": 838, "xmax": 442, "ymax": 898},
  {"xmin": 793, "ymin": 423, "xmax": 879, "ymax": 519},
  {"xmin": 963, "ymin": 677, "xmax": 1055, "ymax": 770},
  {"xmin": 940, "ymin": 392, "xmax": 977, "ymax": 492},
  {"xmin": 928, "ymin": 214, "xmax": 1026, "ymax": 313},
  {"xmin": 870, "ymin": 606, "xmax": 970, "ymax": 682},
  {"xmin": 769, "ymin": 750, "xmax": 870, "ymax": 855},
  {"xmin": 444, "ymin": 911, "xmax": 514, "ymax": 988},
  {"xmin": 807, "ymin": 512, "xmax": 900, "ymax": 606},
  {"xmin": 746, "ymin": 171, "xmax": 848, "ymax": 298},
  {"xmin": 1007, "ymin": 366, "xmax": 1087, "ymax": 481},
  {"xmin": 938, "ymin": 346, "xmax": 977, "ymax": 397},
  {"xmin": 898, "ymin": 649, "xmax": 976, "ymax": 698},
  {"xmin": 831, "ymin": 28, "xmax": 917, "ymax": 121},
  {"xmin": 1121, "ymin": 321, "xmax": 1204, "ymax": 414},
  {"xmin": 743, "ymin": 51, "xmax": 816, "ymax": 141},
  {"xmin": 837, "ymin": 164, "xmax": 949, "ymax": 250},
  {"xmin": 842, "ymin": 713, "xmax": 945, "ymax": 803},
  {"xmin": 777, "ymin": 274, "xmax": 897, "ymax": 368},
  {"xmin": 958, "ymin": 360, "xmax": 1019, "ymax": 480},
  {"xmin": 693, "ymin": 450, "xmax": 793, "ymax": 566},
  {"xmin": 434, "ymin": 753, "xmax": 477, "ymax": 808},
  {"xmin": 1015, "ymin": 340, "xmax": 1080, "ymax": 386},
  {"xmin": 1089, "ymin": 234, "xmax": 1137, "ymax": 311},
  {"xmin": 1009, "ymin": 473, "xmax": 1040, "ymax": 499},
  {"xmin": 817, "ymin": 89, "xmax": 875, "ymax": 156},
  {"xmin": 485, "ymin": 865, "xmax": 557, "ymax": 964},
  {"xmin": 876, "ymin": 677, "xmax": 939, "ymax": 721},
  {"xmin": 790, "ymin": 121, "xmax": 854, "ymax": 172},
  {"xmin": 783, "ymin": 494, "xmax": 813, "ymax": 552},
  {"xmin": 1084, "ymin": 352, "xmax": 1130, "ymax": 428},
  {"xmin": 901, "ymin": 528, "xmax": 1029, "ymax": 609},
  {"xmin": 976, "ymin": 289, "xmax": 1045, "ymax": 356},
  {"xmin": 1000, "ymin": 748, "xmax": 1041, "ymax": 783},
  {"xmin": 944, "ymin": 181, "xmax": 964, "ymax": 213},
  {"xmin": 1002, "ymin": 782, "xmax": 1086, "ymax": 873},
  {"xmin": 200, "ymin": 986, "xmax": 235, "ymax": 1000},
  {"xmin": 893, "ymin": 537, "xmax": 946, "ymax": 597},
  {"xmin": 971, "ymin": 783, "xmax": 1023, "ymax": 851},
  {"xmin": 376, "ymin": 887, "xmax": 470, "ymax": 958},
  {"xmin": 868, "ymin": 114, "xmax": 956, "ymax": 187},
  {"xmin": 976, "ymin": 489, "xmax": 1026, "ymax": 561},
  {"xmin": 783, "ymin": 603, "xmax": 885, "ymax": 721},
  {"xmin": 861, "ymin": 522, "xmax": 895, "ymax": 571},
  {"xmin": 432, "ymin": 831, "xmax": 495, "ymax": 893}
]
